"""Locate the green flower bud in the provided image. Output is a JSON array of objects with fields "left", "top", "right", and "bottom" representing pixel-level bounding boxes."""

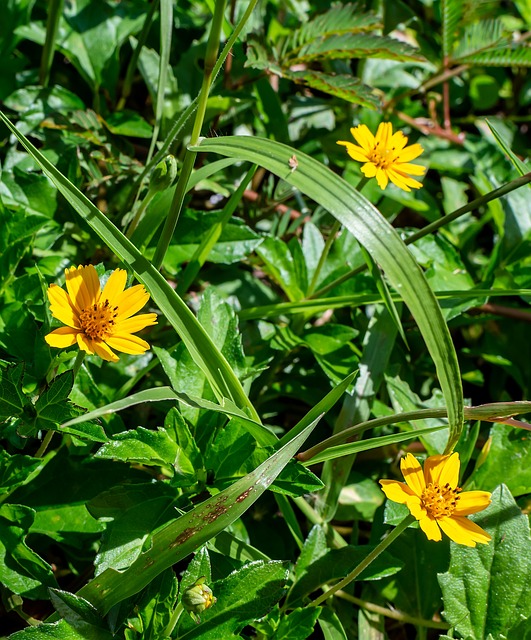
[
  {"left": 182, "top": 576, "right": 217, "bottom": 624},
  {"left": 149, "top": 155, "right": 178, "bottom": 192}
]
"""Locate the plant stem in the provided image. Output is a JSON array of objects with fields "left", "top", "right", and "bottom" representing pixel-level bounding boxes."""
[
  {"left": 39, "top": 0, "right": 64, "bottom": 87},
  {"left": 36, "top": 351, "right": 86, "bottom": 458},
  {"left": 152, "top": 0, "right": 228, "bottom": 271},
  {"left": 311, "top": 173, "right": 531, "bottom": 299},
  {"left": 309, "top": 515, "right": 415, "bottom": 607},
  {"left": 164, "top": 601, "right": 183, "bottom": 637}
]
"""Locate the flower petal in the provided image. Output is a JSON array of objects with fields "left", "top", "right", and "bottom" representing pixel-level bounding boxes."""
[
  {"left": 92, "top": 340, "right": 119, "bottom": 362},
  {"left": 336, "top": 141, "right": 370, "bottom": 163},
  {"left": 395, "top": 162, "right": 425, "bottom": 176},
  {"left": 418, "top": 515, "right": 443, "bottom": 542},
  {"left": 437, "top": 452, "right": 460, "bottom": 489},
  {"left": 105, "top": 333, "right": 150, "bottom": 354},
  {"left": 65, "top": 265, "right": 100, "bottom": 312},
  {"left": 361, "top": 162, "right": 377, "bottom": 178},
  {"left": 113, "top": 313, "right": 158, "bottom": 335},
  {"left": 47, "top": 284, "right": 80, "bottom": 328},
  {"left": 351, "top": 125, "right": 374, "bottom": 152},
  {"left": 101, "top": 268, "right": 128, "bottom": 303},
  {"left": 379, "top": 479, "right": 416, "bottom": 504},
  {"left": 45, "top": 327, "right": 79, "bottom": 348},
  {"left": 76, "top": 332, "right": 95, "bottom": 355},
  {"left": 396, "top": 143, "right": 424, "bottom": 162},
  {"left": 114, "top": 285, "right": 150, "bottom": 321},
  {"left": 423, "top": 454, "right": 449, "bottom": 486},
  {"left": 438, "top": 515, "right": 491, "bottom": 547},
  {"left": 400, "top": 453, "right": 425, "bottom": 496},
  {"left": 406, "top": 495, "right": 427, "bottom": 521},
  {"left": 375, "top": 167, "right": 389, "bottom": 190},
  {"left": 453, "top": 491, "right": 491, "bottom": 516}
]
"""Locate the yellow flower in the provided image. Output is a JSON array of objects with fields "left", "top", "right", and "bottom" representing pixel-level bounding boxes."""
[
  {"left": 379, "top": 452, "right": 492, "bottom": 547},
  {"left": 337, "top": 122, "right": 425, "bottom": 191},
  {"left": 45, "top": 265, "right": 157, "bottom": 363}
]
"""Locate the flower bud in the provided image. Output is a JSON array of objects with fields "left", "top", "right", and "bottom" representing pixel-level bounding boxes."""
[
  {"left": 181, "top": 576, "right": 217, "bottom": 623},
  {"left": 149, "top": 155, "right": 178, "bottom": 192}
]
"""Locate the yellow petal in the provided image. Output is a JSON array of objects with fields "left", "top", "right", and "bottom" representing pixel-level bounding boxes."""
[
  {"left": 387, "top": 169, "right": 413, "bottom": 192},
  {"left": 105, "top": 333, "right": 150, "bottom": 354},
  {"left": 65, "top": 265, "right": 100, "bottom": 312},
  {"left": 418, "top": 515, "right": 442, "bottom": 541},
  {"left": 400, "top": 453, "right": 425, "bottom": 496},
  {"left": 406, "top": 495, "right": 427, "bottom": 521},
  {"left": 113, "top": 313, "right": 158, "bottom": 335},
  {"left": 45, "top": 327, "right": 79, "bottom": 348},
  {"left": 361, "top": 162, "right": 377, "bottom": 178},
  {"left": 422, "top": 454, "right": 449, "bottom": 485},
  {"left": 438, "top": 515, "right": 491, "bottom": 547},
  {"left": 351, "top": 124, "right": 374, "bottom": 152},
  {"left": 76, "top": 332, "right": 95, "bottom": 355},
  {"left": 379, "top": 479, "right": 415, "bottom": 504},
  {"left": 437, "top": 452, "right": 460, "bottom": 489},
  {"left": 389, "top": 130, "right": 408, "bottom": 151},
  {"left": 114, "top": 285, "right": 150, "bottom": 321},
  {"left": 47, "top": 284, "right": 80, "bottom": 328},
  {"left": 396, "top": 143, "right": 424, "bottom": 162},
  {"left": 375, "top": 167, "right": 389, "bottom": 190},
  {"left": 101, "top": 268, "right": 128, "bottom": 303},
  {"left": 395, "top": 162, "right": 425, "bottom": 176},
  {"left": 453, "top": 491, "right": 491, "bottom": 516},
  {"left": 92, "top": 340, "right": 119, "bottom": 362},
  {"left": 337, "top": 141, "right": 370, "bottom": 163},
  {"left": 375, "top": 122, "right": 392, "bottom": 147}
]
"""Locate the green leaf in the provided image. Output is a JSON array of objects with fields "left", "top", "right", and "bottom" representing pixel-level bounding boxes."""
[
  {"left": 124, "top": 569, "right": 178, "bottom": 640},
  {"left": 76, "top": 418, "right": 320, "bottom": 613},
  {"left": 442, "top": 0, "right": 463, "bottom": 60},
  {"left": 7, "top": 619, "right": 99, "bottom": 639},
  {"left": 257, "top": 236, "right": 306, "bottom": 301},
  {"left": 177, "top": 560, "right": 289, "bottom": 638},
  {"left": 0, "top": 363, "right": 31, "bottom": 421},
  {"left": 439, "top": 485, "right": 531, "bottom": 639},
  {"left": 48, "top": 589, "right": 110, "bottom": 636},
  {"left": 272, "top": 607, "right": 322, "bottom": 640},
  {"left": 318, "top": 607, "right": 348, "bottom": 640},
  {"left": 467, "top": 423, "right": 531, "bottom": 496},
  {"left": 486, "top": 119, "right": 531, "bottom": 178},
  {"left": 290, "top": 33, "right": 425, "bottom": 65},
  {"left": 104, "top": 111, "right": 152, "bottom": 138},
  {"left": 0, "top": 504, "right": 57, "bottom": 599},
  {"left": 193, "top": 135, "right": 463, "bottom": 450},
  {"left": 0, "top": 449, "right": 46, "bottom": 499},
  {"left": 0, "top": 109, "right": 260, "bottom": 426}
]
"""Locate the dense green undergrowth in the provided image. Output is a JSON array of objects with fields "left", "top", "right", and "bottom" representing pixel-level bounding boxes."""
[{"left": 0, "top": 0, "right": 530, "bottom": 638}]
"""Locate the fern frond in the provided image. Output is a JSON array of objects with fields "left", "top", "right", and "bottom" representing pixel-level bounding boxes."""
[
  {"left": 458, "top": 44, "right": 531, "bottom": 67},
  {"left": 287, "top": 3, "right": 381, "bottom": 54},
  {"left": 442, "top": 0, "right": 464, "bottom": 60},
  {"left": 453, "top": 19, "right": 504, "bottom": 60},
  {"left": 289, "top": 33, "right": 425, "bottom": 64},
  {"left": 284, "top": 69, "right": 382, "bottom": 109}
]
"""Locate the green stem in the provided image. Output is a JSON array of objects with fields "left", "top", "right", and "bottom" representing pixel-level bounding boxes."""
[
  {"left": 152, "top": 0, "right": 227, "bottom": 271},
  {"left": 311, "top": 172, "right": 531, "bottom": 299},
  {"left": 309, "top": 515, "right": 415, "bottom": 607},
  {"left": 164, "top": 601, "right": 183, "bottom": 638},
  {"left": 126, "top": 188, "right": 156, "bottom": 238},
  {"left": 293, "top": 497, "right": 347, "bottom": 549},
  {"left": 39, "top": 0, "right": 64, "bottom": 87},
  {"left": 36, "top": 351, "right": 85, "bottom": 458}
]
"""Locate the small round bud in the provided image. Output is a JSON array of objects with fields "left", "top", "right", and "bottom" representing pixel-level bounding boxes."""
[
  {"left": 149, "top": 155, "right": 178, "bottom": 192},
  {"left": 181, "top": 576, "right": 217, "bottom": 624}
]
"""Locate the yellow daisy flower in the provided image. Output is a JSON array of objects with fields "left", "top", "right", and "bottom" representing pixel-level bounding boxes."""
[
  {"left": 45, "top": 265, "right": 157, "bottom": 363},
  {"left": 337, "top": 122, "right": 425, "bottom": 191},
  {"left": 380, "top": 452, "right": 492, "bottom": 547}
]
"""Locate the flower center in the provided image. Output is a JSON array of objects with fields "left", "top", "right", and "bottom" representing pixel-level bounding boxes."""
[
  {"left": 79, "top": 299, "right": 118, "bottom": 341},
  {"left": 368, "top": 142, "right": 397, "bottom": 169},
  {"left": 421, "top": 482, "right": 461, "bottom": 519}
]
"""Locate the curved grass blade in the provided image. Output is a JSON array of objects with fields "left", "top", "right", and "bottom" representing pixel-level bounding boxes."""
[
  {"left": 0, "top": 111, "right": 259, "bottom": 424},
  {"left": 74, "top": 418, "right": 320, "bottom": 614},
  {"left": 61, "top": 386, "right": 276, "bottom": 445},
  {"left": 193, "top": 135, "right": 464, "bottom": 450}
]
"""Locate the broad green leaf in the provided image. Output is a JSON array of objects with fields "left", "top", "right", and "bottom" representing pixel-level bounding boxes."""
[
  {"left": 0, "top": 449, "right": 46, "bottom": 498},
  {"left": 7, "top": 619, "right": 99, "bottom": 640},
  {"left": 0, "top": 504, "right": 57, "bottom": 599},
  {"left": 124, "top": 569, "right": 178, "bottom": 640},
  {"left": 180, "top": 546, "right": 212, "bottom": 594},
  {"left": 0, "top": 110, "right": 260, "bottom": 427},
  {"left": 76, "top": 419, "right": 320, "bottom": 613},
  {"left": 177, "top": 560, "right": 289, "bottom": 638},
  {"left": 49, "top": 589, "right": 110, "bottom": 636},
  {"left": 439, "top": 485, "right": 531, "bottom": 639},
  {"left": 318, "top": 607, "right": 348, "bottom": 640},
  {"left": 104, "top": 111, "right": 152, "bottom": 138},
  {"left": 0, "top": 363, "right": 31, "bottom": 421},
  {"left": 487, "top": 119, "right": 530, "bottom": 178},
  {"left": 193, "top": 135, "right": 464, "bottom": 450},
  {"left": 272, "top": 607, "right": 322, "bottom": 640},
  {"left": 467, "top": 423, "right": 531, "bottom": 496}
]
